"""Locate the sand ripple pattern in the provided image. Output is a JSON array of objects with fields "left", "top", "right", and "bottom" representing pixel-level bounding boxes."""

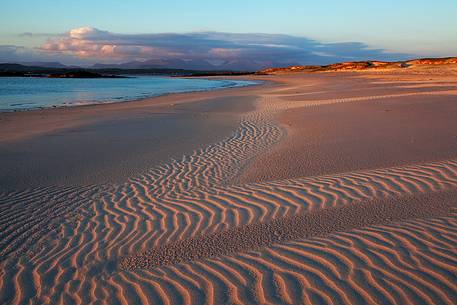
[
  {"left": 1, "top": 88, "right": 457, "bottom": 304},
  {"left": 1, "top": 158, "right": 456, "bottom": 304},
  {"left": 268, "top": 89, "right": 457, "bottom": 110},
  {"left": 131, "top": 213, "right": 455, "bottom": 305},
  {"left": 0, "top": 185, "right": 101, "bottom": 260},
  {"left": 130, "top": 98, "right": 283, "bottom": 198}
]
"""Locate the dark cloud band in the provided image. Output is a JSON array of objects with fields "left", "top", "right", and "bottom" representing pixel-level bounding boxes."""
[{"left": 1, "top": 27, "right": 412, "bottom": 69}]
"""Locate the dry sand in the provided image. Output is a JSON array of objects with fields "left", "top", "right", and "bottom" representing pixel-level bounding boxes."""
[
  {"left": 1, "top": 68, "right": 457, "bottom": 305},
  {"left": 239, "top": 72, "right": 457, "bottom": 183}
]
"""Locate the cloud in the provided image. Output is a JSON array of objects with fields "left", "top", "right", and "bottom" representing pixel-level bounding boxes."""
[
  {"left": 2, "top": 27, "right": 413, "bottom": 69},
  {"left": 19, "top": 32, "right": 56, "bottom": 38}
]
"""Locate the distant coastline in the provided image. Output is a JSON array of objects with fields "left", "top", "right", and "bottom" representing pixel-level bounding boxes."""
[{"left": 0, "top": 63, "right": 255, "bottom": 78}]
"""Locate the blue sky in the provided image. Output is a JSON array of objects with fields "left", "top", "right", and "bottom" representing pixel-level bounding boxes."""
[{"left": 0, "top": 0, "right": 456, "bottom": 68}]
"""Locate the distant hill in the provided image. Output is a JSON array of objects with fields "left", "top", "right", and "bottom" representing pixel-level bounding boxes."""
[
  {"left": 2, "top": 57, "right": 304, "bottom": 73},
  {"left": 91, "top": 59, "right": 218, "bottom": 71},
  {"left": 0, "top": 63, "right": 51, "bottom": 72},
  {"left": 18, "top": 62, "right": 74, "bottom": 69},
  {"left": 90, "top": 58, "right": 302, "bottom": 71},
  {"left": 257, "top": 57, "right": 457, "bottom": 74}
]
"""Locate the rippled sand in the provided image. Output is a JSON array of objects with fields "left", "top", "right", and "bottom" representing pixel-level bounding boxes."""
[{"left": 1, "top": 70, "right": 457, "bottom": 305}]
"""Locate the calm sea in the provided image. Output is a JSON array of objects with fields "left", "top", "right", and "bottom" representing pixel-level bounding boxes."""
[{"left": 0, "top": 76, "right": 258, "bottom": 111}]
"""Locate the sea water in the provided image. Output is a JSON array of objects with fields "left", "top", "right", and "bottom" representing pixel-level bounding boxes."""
[{"left": 0, "top": 76, "right": 258, "bottom": 111}]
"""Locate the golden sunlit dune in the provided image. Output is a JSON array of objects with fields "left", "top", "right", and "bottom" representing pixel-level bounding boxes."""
[{"left": 257, "top": 57, "right": 457, "bottom": 74}]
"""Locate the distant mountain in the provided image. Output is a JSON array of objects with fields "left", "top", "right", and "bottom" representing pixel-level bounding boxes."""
[
  {"left": 92, "top": 59, "right": 227, "bottom": 71},
  {"left": 217, "top": 59, "right": 302, "bottom": 71},
  {"left": 5, "top": 58, "right": 305, "bottom": 72},
  {"left": 18, "top": 61, "right": 78, "bottom": 69},
  {"left": 217, "top": 59, "right": 262, "bottom": 72},
  {"left": 90, "top": 58, "right": 304, "bottom": 71},
  {"left": 0, "top": 63, "right": 50, "bottom": 71}
]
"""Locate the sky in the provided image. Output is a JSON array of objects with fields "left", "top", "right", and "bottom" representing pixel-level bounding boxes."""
[{"left": 0, "top": 0, "right": 456, "bottom": 69}]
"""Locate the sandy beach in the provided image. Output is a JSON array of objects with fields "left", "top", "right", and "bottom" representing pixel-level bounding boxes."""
[{"left": 1, "top": 68, "right": 457, "bottom": 305}]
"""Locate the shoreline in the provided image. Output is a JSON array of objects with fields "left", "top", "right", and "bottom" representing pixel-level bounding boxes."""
[
  {"left": 0, "top": 76, "right": 275, "bottom": 143},
  {"left": 0, "top": 76, "right": 261, "bottom": 113},
  {"left": 0, "top": 76, "right": 278, "bottom": 189}
]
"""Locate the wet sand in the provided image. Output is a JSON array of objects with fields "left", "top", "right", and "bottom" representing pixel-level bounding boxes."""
[
  {"left": 0, "top": 95, "right": 256, "bottom": 189},
  {"left": 0, "top": 83, "right": 266, "bottom": 143},
  {"left": 1, "top": 69, "right": 457, "bottom": 305}
]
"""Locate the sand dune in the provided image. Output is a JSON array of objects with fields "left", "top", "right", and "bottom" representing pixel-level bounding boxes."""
[
  {"left": 257, "top": 57, "right": 457, "bottom": 74},
  {"left": 1, "top": 70, "right": 457, "bottom": 304}
]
